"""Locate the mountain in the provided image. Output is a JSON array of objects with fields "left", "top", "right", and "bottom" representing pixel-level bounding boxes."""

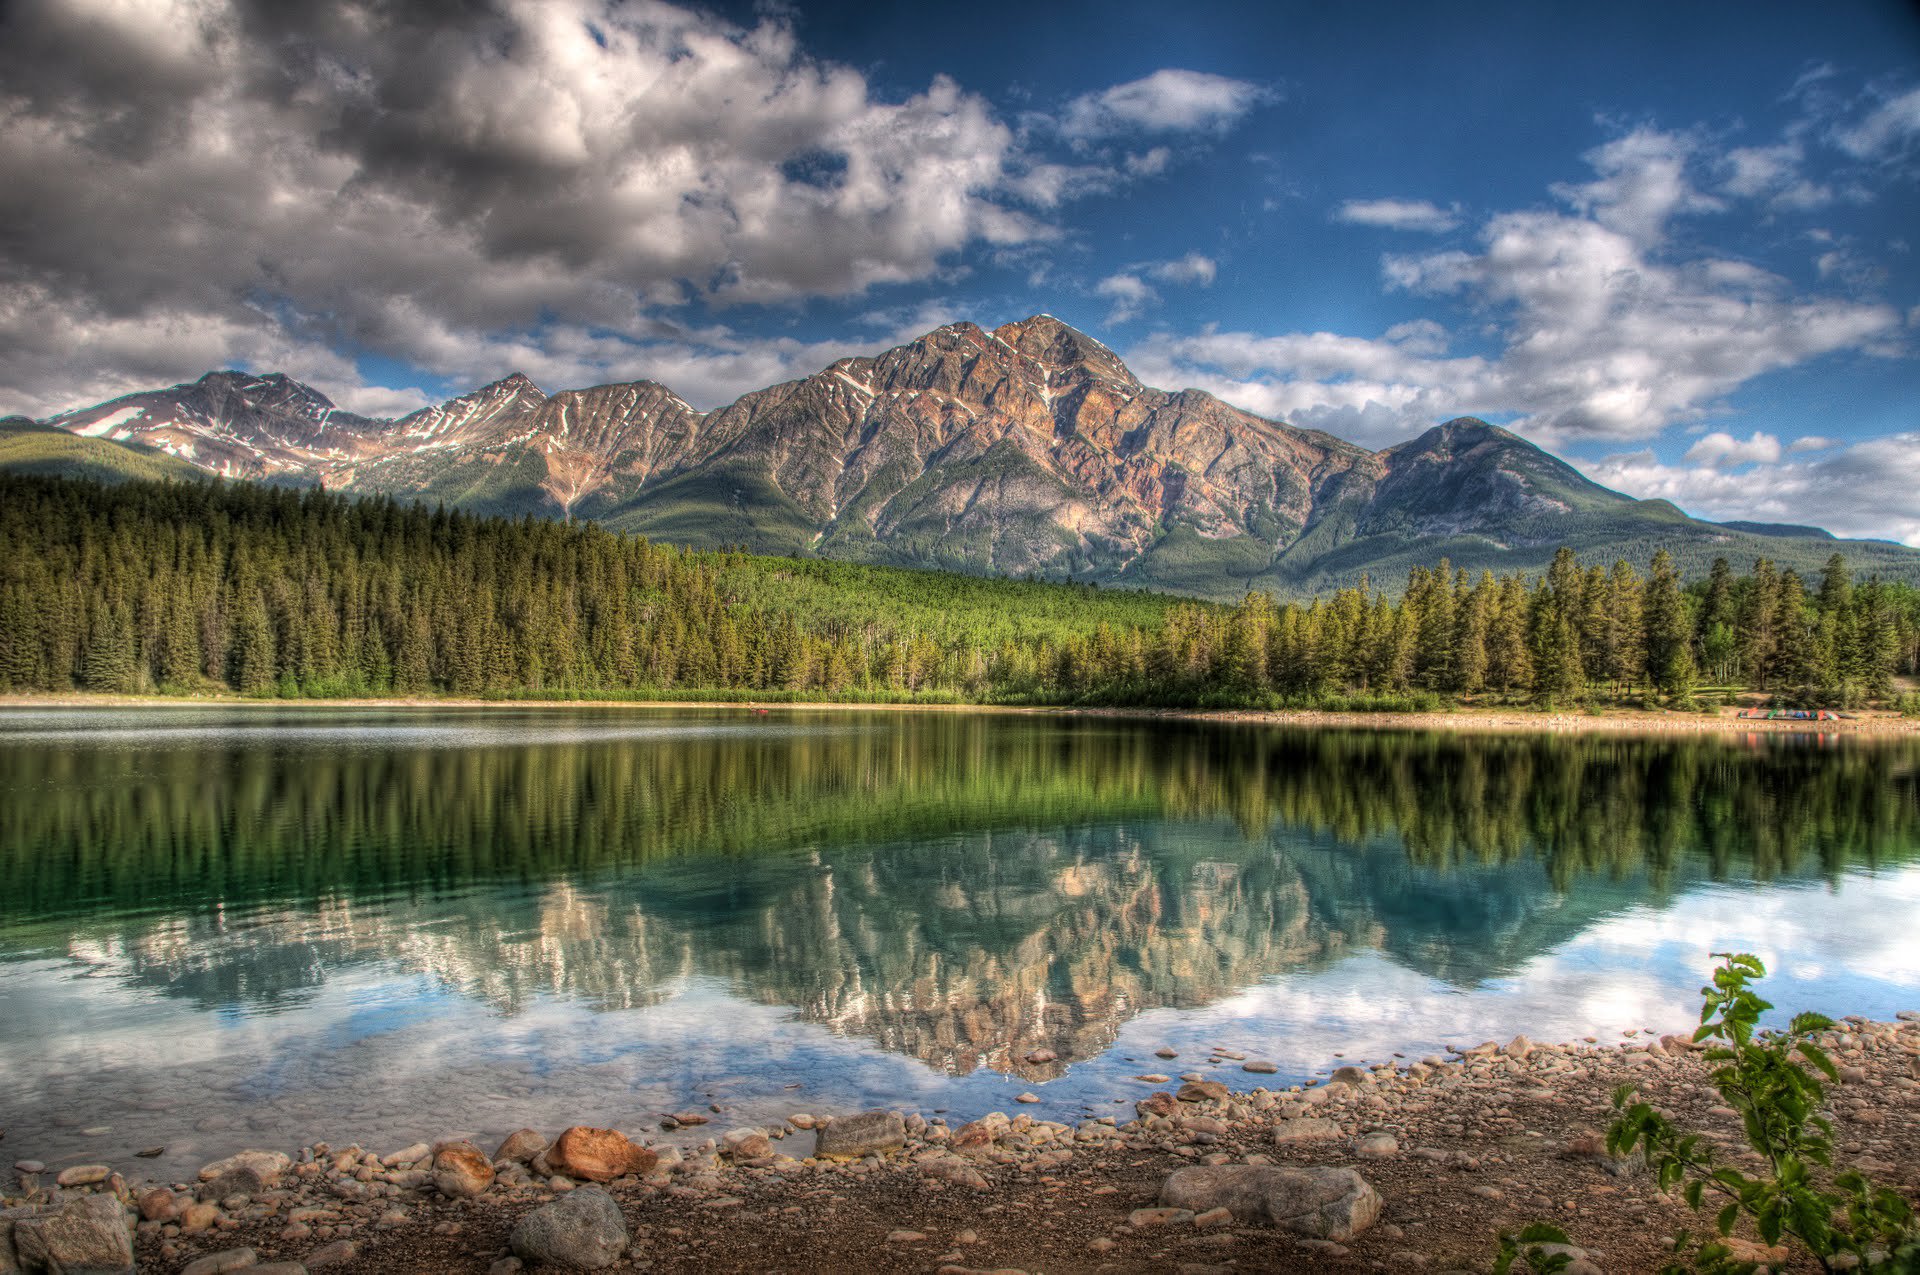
[
  {"left": 24, "top": 316, "right": 1920, "bottom": 598},
  {"left": 0, "top": 416, "right": 205, "bottom": 486}
]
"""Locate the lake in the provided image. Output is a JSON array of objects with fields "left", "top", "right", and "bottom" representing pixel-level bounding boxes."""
[{"left": 1, "top": 706, "right": 1916, "bottom": 1183}]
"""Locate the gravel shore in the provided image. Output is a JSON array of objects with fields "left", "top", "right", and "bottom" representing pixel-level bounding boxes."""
[{"left": 6, "top": 1017, "right": 1916, "bottom": 1274}]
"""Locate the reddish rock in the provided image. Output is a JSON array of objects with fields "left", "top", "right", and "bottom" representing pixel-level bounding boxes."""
[
  {"left": 432, "top": 1141, "right": 496, "bottom": 1198},
  {"left": 547, "top": 1127, "right": 657, "bottom": 1183}
]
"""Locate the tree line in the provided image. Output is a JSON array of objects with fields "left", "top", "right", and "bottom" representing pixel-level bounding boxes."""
[{"left": 2, "top": 472, "right": 1916, "bottom": 708}]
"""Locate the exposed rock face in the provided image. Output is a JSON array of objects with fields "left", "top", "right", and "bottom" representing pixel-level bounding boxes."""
[
  {"left": 8, "top": 1194, "right": 136, "bottom": 1274},
  {"left": 545, "top": 1128, "right": 656, "bottom": 1184},
  {"left": 813, "top": 1110, "right": 907, "bottom": 1160},
  {"left": 45, "top": 315, "right": 1800, "bottom": 600},
  {"left": 1159, "top": 1164, "right": 1382, "bottom": 1240},
  {"left": 510, "top": 1186, "right": 629, "bottom": 1271}
]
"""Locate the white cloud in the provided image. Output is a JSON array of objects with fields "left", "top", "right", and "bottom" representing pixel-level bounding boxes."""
[
  {"left": 1789, "top": 435, "right": 1837, "bottom": 452},
  {"left": 0, "top": 0, "right": 1054, "bottom": 415},
  {"left": 1835, "top": 85, "right": 1920, "bottom": 158},
  {"left": 1094, "top": 273, "right": 1155, "bottom": 325},
  {"left": 1131, "top": 124, "right": 1900, "bottom": 448},
  {"left": 1580, "top": 438, "right": 1920, "bottom": 546},
  {"left": 1682, "top": 430, "right": 1782, "bottom": 467},
  {"left": 1148, "top": 253, "right": 1218, "bottom": 286},
  {"left": 1334, "top": 198, "right": 1461, "bottom": 233},
  {"left": 1060, "top": 69, "right": 1271, "bottom": 138}
]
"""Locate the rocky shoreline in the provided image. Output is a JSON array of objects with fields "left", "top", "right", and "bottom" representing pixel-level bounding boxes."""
[
  {"left": 4, "top": 1016, "right": 1916, "bottom": 1274},
  {"left": 7, "top": 693, "right": 1920, "bottom": 738}
]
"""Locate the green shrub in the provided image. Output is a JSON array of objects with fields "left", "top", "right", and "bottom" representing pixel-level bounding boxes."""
[{"left": 1498, "top": 953, "right": 1919, "bottom": 1274}]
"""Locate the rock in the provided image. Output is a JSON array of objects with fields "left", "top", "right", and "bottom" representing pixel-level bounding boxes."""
[
  {"left": 721, "top": 1129, "right": 773, "bottom": 1160},
  {"left": 198, "top": 1150, "right": 291, "bottom": 1187},
  {"left": 920, "top": 1158, "right": 990, "bottom": 1191},
  {"left": 54, "top": 1164, "right": 112, "bottom": 1188},
  {"left": 304, "top": 1239, "right": 357, "bottom": 1268},
  {"left": 814, "top": 1110, "right": 906, "bottom": 1160},
  {"left": 1160, "top": 1165, "right": 1382, "bottom": 1240},
  {"left": 1502, "top": 1035, "right": 1533, "bottom": 1060},
  {"left": 787, "top": 1114, "right": 817, "bottom": 1130},
  {"left": 493, "top": 1129, "right": 547, "bottom": 1164},
  {"left": 1014, "top": 1092, "right": 1040, "bottom": 1104},
  {"left": 510, "top": 1184, "right": 630, "bottom": 1271},
  {"left": 11, "top": 1194, "right": 136, "bottom": 1275},
  {"left": 1355, "top": 1132, "right": 1399, "bottom": 1158},
  {"left": 198, "top": 1167, "right": 266, "bottom": 1202},
  {"left": 180, "top": 1247, "right": 258, "bottom": 1275},
  {"left": 1271, "top": 1118, "right": 1342, "bottom": 1144},
  {"left": 1136, "top": 1092, "right": 1181, "bottom": 1119},
  {"left": 179, "top": 1201, "right": 222, "bottom": 1233},
  {"left": 489, "top": 1260, "right": 525, "bottom": 1275},
  {"left": 384, "top": 1142, "right": 431, "bottom": 1166},
  {"left": 1176, "top": 1081, "right": 1229, "bottom": 1103},
  {"left": 1243, "top": 1061, "right": 1278, "bottom": 1074},
  {"left": 1327, "top": 1066, "right": 1372, "bottom": 1087},
  {"left": 547, "top": 1127, "right": 656, "bottom": 1184},
  {"left": 1128, "top": 1207, "right": 1195, "bottom": 1228},
  {"left": 1193, "top": 1207, "right": 1233, "bottom": 1229},
  {"left": 1025, "top": 1049, "right": 1057, "bottom": 1064},
  {"left": 431, "top": 1142, "right": 495, "bottom": 1198},
  {"left": 887, "top": 1230, "right": 927, "bottom": 1243},
  {"left": 249, "top": 1266, "right": 309, "bottom": 1275},
  {"left": 137, "top": 1189, "right": 180, "bottom": 1223}
]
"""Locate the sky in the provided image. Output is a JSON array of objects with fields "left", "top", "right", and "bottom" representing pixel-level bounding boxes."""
[{"left": 3, "top": 0, "right": 1919, "bottom": 539}]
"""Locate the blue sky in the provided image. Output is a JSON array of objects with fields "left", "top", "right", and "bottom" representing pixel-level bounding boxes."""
[{"left": 4, "top": 0, "right": 1918, "bottom": 537}]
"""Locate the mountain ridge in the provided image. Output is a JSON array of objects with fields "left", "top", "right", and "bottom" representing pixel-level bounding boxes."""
[{"left": 27, "top": 315, "right": 1920, "bottom": 599}]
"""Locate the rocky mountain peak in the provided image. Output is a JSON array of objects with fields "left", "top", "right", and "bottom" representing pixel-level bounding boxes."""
[{"left": 992, "top": 314, "right": 1138, "bottom": 388}]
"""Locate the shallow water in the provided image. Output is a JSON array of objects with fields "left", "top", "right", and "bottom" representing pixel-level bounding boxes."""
[{"left": 1, "top": 706, "right": 1916, "bottom": 1181}]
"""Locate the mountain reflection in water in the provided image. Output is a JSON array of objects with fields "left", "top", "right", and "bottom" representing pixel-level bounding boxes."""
[{"left": 0, "top": 707, "right": 1916, "bottom": 1180}]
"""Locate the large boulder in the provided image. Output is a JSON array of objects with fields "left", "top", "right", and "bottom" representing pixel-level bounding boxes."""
[
  {"left": 1160, "top": 1165, "right": 1382, "bottom": 1241},
  {"left": 547, "top": 1128, "right": 656, "bottom": 1184},
  {"left": 432, "top": 1141, "right": 496, "bottom": 1198},
  {"left": 813, "top": 1110, "right": 906, "bottom": 1160},
  {"left": 10, "top": 1194, "right": 136, "bottom": 1274},
  {"left": 510, "top": 1185, "right": 629, "bottom": 1270}
]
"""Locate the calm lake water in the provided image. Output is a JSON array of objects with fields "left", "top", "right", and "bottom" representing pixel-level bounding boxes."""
[{"left": 1, "top": 706, "right": 1916, "bottom": 1181}]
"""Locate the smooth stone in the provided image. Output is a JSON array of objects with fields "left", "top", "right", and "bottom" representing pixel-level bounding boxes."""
[
  {"left": 1271, "top": 1118, "right": 1342, "bottom": 1144},
  {"left": 303, "top": 1239, "right": 357, "bottom": 1268},
  {"left": 1327, "top": 1066, "right": 1372, "bottom": 1087},
  {"left": 12, "top": 1161, "right": 45, "bottom": 1175},
  {"left": 1356, "top": 1132, "right": 1400, "bottom": 1158},
  {"left": 1243, "top": 1061, "right": 1279, "bottom": 1074},
  {"left": 54, "top": 1165, "right": 112, "bottom": 1188},
  {"left": 1024, "top": 1049, "right": 1057, "bottom": 1064},
  {"left": 547, "top": 1128, "right": 656, "bottom": 1184},
  {"left": 814, "top": 1110, "right": 906, "bottom": 1161},
  {"left": 431, "top": 1142, "right": 495, "bottom": 1198},
  {"left": 1176, "top": 1081, "right": 1229, "bottom": 1103},
  {"left": 180, "top": 1247, "right": 258, "bottom": 1275},
  {"left": 510, "top": 1184, "right": 630, "bottom": 1271},
  {"left": 1015, "top": 1093, "right": 1040, "bottom": 1104},
  {"left": 493, "top": 1130, "right": 547, "bottom": 1164},
  {"left": 198, "top": 1152, "right": 290, "bottom": 1188},
  {"left": 1161, "top": 1164, "right": 1383, "bottom": 1241}
]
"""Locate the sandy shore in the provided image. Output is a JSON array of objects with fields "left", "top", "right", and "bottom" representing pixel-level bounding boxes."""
[
  {"left": 4, "top": 692, "right": 1917, "bottom": 737},
  {"left": 5, "top": 1019, "right": 1915, "bottom": 1274}
]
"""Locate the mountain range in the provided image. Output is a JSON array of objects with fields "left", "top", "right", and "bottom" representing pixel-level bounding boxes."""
[{"left": 10, "top": 314, "right": 1916, "bottom": 599}]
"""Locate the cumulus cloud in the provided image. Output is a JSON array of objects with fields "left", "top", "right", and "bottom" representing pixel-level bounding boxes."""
[
  {"left": 1094, "top": 273, "right": 1155, "bottom": 324},
  {"left": 1060, "top": 69, "right": 1271, "bottom": 138},
  {"left": 0, "top": 0, "right": 1062, "bottom": 415},
  {"left": 1129, "top": 124, "right": 1900, "bottom": 448},
  {"left": 1093, "top": 253, "right": 1219, "bottom": 324},
  {"left": 1682, "top": 430, "right": 1783, "bottom": 467},
  {"left": 1581, "top": 438, "right": 1920, "bottom": 547},
  {"left": 1334, "top": 199, "right": 1461, "bottom": 233}
]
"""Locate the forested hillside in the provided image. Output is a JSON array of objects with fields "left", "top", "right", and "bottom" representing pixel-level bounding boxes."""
[{"left": 2, "top": 472, "right": 1916, "bottom": 708}]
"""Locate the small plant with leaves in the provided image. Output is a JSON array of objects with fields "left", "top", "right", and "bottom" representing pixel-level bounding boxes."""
[{"left": 1601, "top": 952, "right": 1917, "bottom": 1273}]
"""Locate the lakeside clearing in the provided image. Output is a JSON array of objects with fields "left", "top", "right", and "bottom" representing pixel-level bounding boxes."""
[
  {"left": 5, "top": 1018, "right": 1914, "bottom": 1274},
  {"left": 7, "top": 691, "right": 1920, "bottom": 737}
]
